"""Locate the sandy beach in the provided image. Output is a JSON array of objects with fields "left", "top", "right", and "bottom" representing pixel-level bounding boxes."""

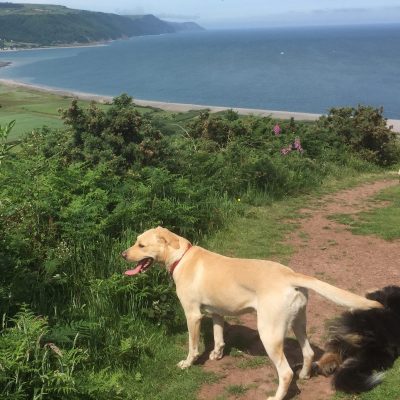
[
  {"left": 1, "top": 78, "right": 399, "bottom": 131},
  {"left": 0, "top": 41, "right": 110, "bottom": 54}
]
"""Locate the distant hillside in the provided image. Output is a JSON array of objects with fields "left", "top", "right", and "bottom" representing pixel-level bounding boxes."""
[
  {"left": 125, "top": 14, "right": 175, "bottom": 35},
  {"left": 167, "top": 21, "right": 205, "bottom": 32},
  {"left": 0, "top": 2, "right": 204, "bottom": 48},
  {"left": 126, "top": 15, "right": 204, "bottom": 34}
]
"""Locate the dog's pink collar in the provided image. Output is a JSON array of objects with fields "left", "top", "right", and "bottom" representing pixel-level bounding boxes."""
[{"left": 169, "top": 244, "right": 192, "bottom": 276}]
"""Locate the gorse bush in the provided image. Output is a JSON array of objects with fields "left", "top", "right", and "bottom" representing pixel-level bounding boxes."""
[
  {"left": 58, "top": 96, "right": 164, "bottom": 171},
  {"left": 317, "top": 105, "right": 400, "bottom": 166},
  {"left": 0, "top": 96, "right": 399, "bottom": 398}
]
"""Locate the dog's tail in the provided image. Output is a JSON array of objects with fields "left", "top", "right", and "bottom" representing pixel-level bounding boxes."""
[
  {"left": 333, "top": 358, "right": 385, "bottom": 393},
  {"left": 290, "top": 273, "right": 382, "bottom": 310}
]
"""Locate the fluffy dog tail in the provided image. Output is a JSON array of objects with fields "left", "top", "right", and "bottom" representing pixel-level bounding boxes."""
[
  {"left": 333, "top": 359, "right": 385, "bottom": 393},
  {"left": 290, "top": 273, "right": 382, "bottom": 310}
]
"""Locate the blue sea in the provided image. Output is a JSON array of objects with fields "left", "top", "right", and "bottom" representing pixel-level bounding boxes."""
[{"left": 1, "top": 24, "right": 400, "bottom": 117}]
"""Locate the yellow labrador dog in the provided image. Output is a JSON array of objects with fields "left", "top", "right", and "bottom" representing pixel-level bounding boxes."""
[{"left": 122, "top": 227, "right": 382, "bottom": 400}]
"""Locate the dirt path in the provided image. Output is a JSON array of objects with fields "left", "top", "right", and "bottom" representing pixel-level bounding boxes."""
[{"left": 198, "top": 178, "right": 400, "bottom": 400}]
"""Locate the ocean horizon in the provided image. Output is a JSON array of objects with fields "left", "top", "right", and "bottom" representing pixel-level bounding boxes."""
[{"left": 1, "top": 24, "right": 400, "bottom": 118}]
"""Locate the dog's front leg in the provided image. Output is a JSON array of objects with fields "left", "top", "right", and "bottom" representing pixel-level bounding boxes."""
[
  {"left": 177, "top": 309, "right": 202, "bottom": 369},
  {"left": 209, "top": 313, "right": 225, "bottom": 360}
]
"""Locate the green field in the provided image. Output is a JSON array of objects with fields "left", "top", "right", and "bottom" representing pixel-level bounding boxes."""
[{"left": 0, "top": 84, "right": 72, "bottom": 140}]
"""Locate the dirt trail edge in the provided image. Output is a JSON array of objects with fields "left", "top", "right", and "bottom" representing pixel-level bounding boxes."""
[{"left": 198, "top": 179, "right": 399, "bottom": 400}]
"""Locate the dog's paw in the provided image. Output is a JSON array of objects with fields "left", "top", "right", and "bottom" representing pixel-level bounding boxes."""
[
  {"left": 209, "top": 349, "right": 224, "bottom": 361},
  {"left": 313, "top": 353, "right": 340, "bottom": 377},
  {"left": 177, "top": 359, "right": 192, "bottom": 369}
]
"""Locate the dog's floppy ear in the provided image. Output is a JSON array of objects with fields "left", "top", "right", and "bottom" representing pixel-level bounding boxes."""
[{"left": 155, "top": 226, "right": 180, "bottom": 249}]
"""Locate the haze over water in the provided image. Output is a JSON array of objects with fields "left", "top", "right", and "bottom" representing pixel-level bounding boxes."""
[{"left": 1, "top": 24, "right": 400, "bottom": 117}]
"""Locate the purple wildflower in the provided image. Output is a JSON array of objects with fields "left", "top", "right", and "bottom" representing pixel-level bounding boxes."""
[
  {"left": 293, "top": 137, "right": 303, "bottom": 153},
  {"left": 273, "top": 124, "right": 281, "bottom": 136},
  {"left": 281, "top": 137, "right": 304, "bottom": 156}
]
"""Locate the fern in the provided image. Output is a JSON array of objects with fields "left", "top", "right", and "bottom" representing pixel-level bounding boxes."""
[{"left": 0, "top": 306, "right": 88, "bottom": 399}]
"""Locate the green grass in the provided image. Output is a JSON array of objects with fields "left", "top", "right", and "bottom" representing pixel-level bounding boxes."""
[
  {"left": 328, "top": 184, "right": 400, "bottom": 241},
  {"left": 203, "top": 198, "right": 306, "bottom": 264},
  {"left": 237, "top": 356, "right": 270, "bottom": 369},
  {"left": 0, "top": 85, "right": 76, "bottom": 139},
  {"left": 225, "top": 384, "right": 249, "bottom": 396},
  {"left": 127, "top": 333, "right": 218, "bottom": 400}
]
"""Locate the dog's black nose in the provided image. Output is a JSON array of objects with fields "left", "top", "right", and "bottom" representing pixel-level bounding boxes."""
[{"left": 121, "top": 251, "right": 127, "bottom": 259}]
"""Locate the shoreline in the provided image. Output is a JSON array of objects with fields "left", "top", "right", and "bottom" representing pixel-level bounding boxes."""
[
  {"left": 1, "top": 78, "right": 399, "bottom": 131},
  {"left": 0, "top": 41, "right": 110, "bottom": 53}
]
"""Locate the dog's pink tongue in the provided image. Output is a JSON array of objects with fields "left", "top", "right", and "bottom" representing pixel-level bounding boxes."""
[{"left": 124, "top": 265, "right": 142, "bottom": 276}]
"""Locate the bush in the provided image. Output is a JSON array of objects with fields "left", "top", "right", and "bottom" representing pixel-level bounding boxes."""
[{"left": 317, "top": 105, "right": 400, "bottom": 166}]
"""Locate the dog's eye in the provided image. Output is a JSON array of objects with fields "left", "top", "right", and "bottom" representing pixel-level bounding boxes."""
[{"left": 138, "top": 243, "right": 145, "bottom": 248}]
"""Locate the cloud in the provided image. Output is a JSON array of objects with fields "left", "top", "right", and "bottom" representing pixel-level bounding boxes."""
[
  {"left": 155, "top": 13, "right": 200, "bottom": 21},
  {"left": 312, "top": 8, "right": 369, "bottom": 14},
  {"left": 203, "top": 5, "right": 400, "bottom": 29},
  {"left": 115, "top": 7, "right": 146, "bottom": 15}
]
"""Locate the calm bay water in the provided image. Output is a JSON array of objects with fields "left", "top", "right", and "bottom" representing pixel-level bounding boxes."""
[{"left": 1, "top": 25, "right": 400, "bottom": 117}]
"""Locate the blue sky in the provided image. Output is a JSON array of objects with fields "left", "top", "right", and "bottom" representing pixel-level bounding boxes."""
[{"left": 14, "top": 0, "right": 400, "bottom": 27}]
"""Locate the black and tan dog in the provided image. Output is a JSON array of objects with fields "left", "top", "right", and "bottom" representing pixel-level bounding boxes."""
[{"left": 315, "top": 285, "right": 400, "bottom": 393}]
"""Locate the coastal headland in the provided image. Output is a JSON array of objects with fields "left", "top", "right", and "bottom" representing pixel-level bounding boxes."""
[
  {"left": 1, "top": 78, "right": 399, "bottom": 132},
  {"left": 0, "top": 4, "right": 204, "bottom": 50}
]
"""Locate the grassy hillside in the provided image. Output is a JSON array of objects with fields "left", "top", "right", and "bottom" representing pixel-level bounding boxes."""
[{"left": 0, "top": 3, "right": 204, "bottom": 48}]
